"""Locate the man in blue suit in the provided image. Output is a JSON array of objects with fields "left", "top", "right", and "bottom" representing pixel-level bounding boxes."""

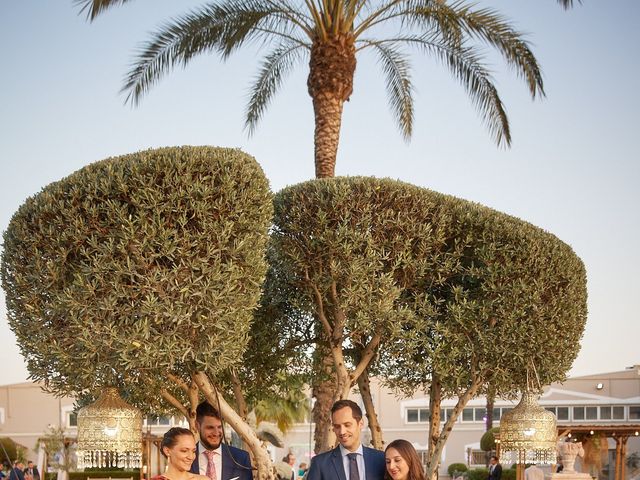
[
  {"left": 307, "top": 400, "right": 385, "bottom": 480},
  {"left": 190, "top": 401, "right": 253, "bottom": 480}
]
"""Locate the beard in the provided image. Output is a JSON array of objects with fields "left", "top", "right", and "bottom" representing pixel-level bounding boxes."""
[{"left": 199, "top": 434, "right": 221, "bottom": 450}]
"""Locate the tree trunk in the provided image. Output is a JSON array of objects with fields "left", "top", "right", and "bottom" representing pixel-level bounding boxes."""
[
  {"left": 312, "top": 350, "right": 338, "bottom": 453},
  {"left": 357, "top": 367, "right": 383, "bottom": 450},
  {"left": 307, "top": 34, "right": 356, "bottom": 179},
  {"left": 193, "top": 371, "right": 274, "bottom": 480},
  {"left": 425, "top": 377, "right": 482, "bottom": 480},
  {"left": 427, "top": 380, "right": 442, "bottom": 480},
  {"left": 485, "top": 390, "right": 495, "bottom": 467},
  {"left": 311, "top": 92, "right": 344, "bottom": 178}
]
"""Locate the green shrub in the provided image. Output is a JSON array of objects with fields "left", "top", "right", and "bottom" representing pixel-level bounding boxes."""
[
  {"left": 502, "top": 469, "right": 516, "bottom": 480},
  {"left": 448, "top": 463, "right": 469, "bottom": 476},
  {"left": 481, "top": 428, "right": 500, "bottom": 452},
  {"left": 467, "top": 468, "right": 489, "bottom": 480}
]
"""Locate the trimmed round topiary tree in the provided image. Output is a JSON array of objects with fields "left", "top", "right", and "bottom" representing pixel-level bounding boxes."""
[
  {"left": 481, "top": 428, "right": 500, "bottom": 452},
  {"left": 1, "top": 146, "right": 274, "bottom": 479},
  {"left": 448, "top": 463, "right": 469, "bottom": 477}
]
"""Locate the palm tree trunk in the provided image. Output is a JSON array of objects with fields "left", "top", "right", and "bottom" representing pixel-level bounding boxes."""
[
  {"left": 307, "top": 34, "right": 356, "bottom": 179},
  {"left": 312, "top": 92, "right": 345, "bottom": 178}
]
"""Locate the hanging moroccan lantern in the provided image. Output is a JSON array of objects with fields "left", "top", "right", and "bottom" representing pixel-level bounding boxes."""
[
  {"left": 76, "top": 388, "right": 143, "bottom": 469},
  {"left": 500, "top": 391, "right": 557, "bottom": 465}
]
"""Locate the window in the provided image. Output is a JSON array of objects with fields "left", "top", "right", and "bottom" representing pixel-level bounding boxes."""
[
  {"left": 468, "top": 449, "right": 487, "bottom": 466},
  {"left": 573, "top": 407, "right": 585, "bottom": 420},
  {"left": 601, "top": 406, "right": 612, "bottom": 420},
  {"left": 475, "top": 408, "right": 487, "bottom": 422},
  {"left": 145, "top": 415, "right": 171, "bottom": 426},
  {"left": 68, "top": 412, "right": 78, "bottom": 427},
  {"left": 546, "top": 406, "right": 568, "bottom": 421},
  {"left": 462, "top": 408, "right": 474, "bottom": 422},
  {"left": 407, "top": 408, "right": 429, "bottom": 423},
  {"left": 407, "top": 409, "right": 419, "bottom": 423},
  {"left": 613, "top": 406, "right": 625, "bottom": 419},
  {"left": 61, "top": 405, "right": 77, "bottom": 428},
  {"left": 445, "top": 408, "right": 454, "bottom": 422},
  {"left": 629, "top": 406, "right": 640, "bottom": 420},
  {"left": 417, "top": 450, "right": 428, "bottom": 469},
  {"left": 493, "top": 408, "right": 501, "bottom": 421},
  {"left": 586, "top": 407, "right": 598, "bottom": 420}
]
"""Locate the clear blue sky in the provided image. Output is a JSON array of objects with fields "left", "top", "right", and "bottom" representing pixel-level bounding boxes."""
[{"left": 1, "top": 1, "right": 638, "bottom": 385}]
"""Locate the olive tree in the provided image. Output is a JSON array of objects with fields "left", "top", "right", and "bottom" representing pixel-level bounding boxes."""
[
  {"left": 380, "top": 197, "right": 587, "bottom": 477},
  {"left": 1, "top": 146, "right": 275, "bottom": 480},
  {"left": 271, "top": 176, "right": 461, "bottom": 448}
]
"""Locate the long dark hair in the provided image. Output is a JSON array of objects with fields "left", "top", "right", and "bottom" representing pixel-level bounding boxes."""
[
  {"left": 161, "top": 427, "right": 194, "bottom": 457},
  {"left": 384, "top": 439, "right": 426, "bottom": 480}
]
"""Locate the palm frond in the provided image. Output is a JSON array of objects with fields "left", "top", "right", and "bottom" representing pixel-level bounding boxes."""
[
  {"left": 557, "top": 0, "right": 581, "bottom": 9},
  {"left": 387, "top": 33, "right": 510, "bottom": 147},
  {"left": 406, "top": 1, "right": 545, "bottom": 99},
  {"left": 245, "top": 40, "right": 309, "bottom": 135},
  {"left": 360, "top": 40, "right": 413, "bottom": 140},
  {"left": 73, "top": 0, "right": 135, "bottom": 22},
  {"left": 120, "top": 1, "right": 304, "bottom": 105}
]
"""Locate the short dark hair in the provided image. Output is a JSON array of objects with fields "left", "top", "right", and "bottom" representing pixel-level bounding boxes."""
[
  {"left": 491, "top": 456, "right": 499, "bottom": 462},
  {"left": 196, "top": 401, "right": 222, "bottom": 424},
  {"left": 384, "top": 439, "right": 426, "bottom": 480},
  {"left": 331, "top": 399, "right": 362, "bottom": 422},
  {"left": 160, "top": 427, "right": 194, "bottom": 456}
]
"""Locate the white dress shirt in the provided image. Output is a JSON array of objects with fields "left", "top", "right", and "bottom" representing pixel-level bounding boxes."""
[
  {"left": 339, "top": 445, "right": 365, "bottom": 480},
  {"left": 198, "top": 443, "right": 223, "bottom": 480}
]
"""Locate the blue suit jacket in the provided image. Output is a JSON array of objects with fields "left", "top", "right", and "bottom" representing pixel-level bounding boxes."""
[
  {"left": 191, "top": 443, "right": 254, "bottom": 480},
  {"left": 306, "top": 446, "right": 385, "bottom": 480}
]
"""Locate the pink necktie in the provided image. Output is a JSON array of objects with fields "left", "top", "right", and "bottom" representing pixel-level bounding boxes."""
[{"left": 205, "top": 450, "right": 217, "bottom": 480}]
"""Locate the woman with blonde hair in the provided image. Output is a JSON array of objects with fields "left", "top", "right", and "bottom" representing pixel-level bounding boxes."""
[{"left": 384, "top": 439, "right": 426, "bottom": 480}]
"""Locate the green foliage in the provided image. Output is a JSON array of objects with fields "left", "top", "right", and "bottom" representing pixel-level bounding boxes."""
[
  {"left": 1, "top": 146, "right": 273, "bottom": 397},
  {"left": 40, "top": 426, "right": 74, "bottom": 473},
  {"left": 468, "top": 468, "right": 516, "bottom": 480},
  {"left": 272, "top": 177, "right": 455, "bottom": 374},
  {"left": 448, "top": 463, "right": 469, "bottom": 476},
  {"left": 480, "top": 428, "right": 500, "bottom": 452},
  {"left": 0, "top": 437, "right": 26, "bottom": 463},
  {"left": 467, "top": 469, "right": 488, "bottom": 480},
  {"left": 503, "top": 469, "right": 516, "bottom": 480},
  {"left": 75, "top": 0, "right": 557, "bottom": 177},
  {"left": 381, "top": 188, "right": 588, "bottom": 399}
]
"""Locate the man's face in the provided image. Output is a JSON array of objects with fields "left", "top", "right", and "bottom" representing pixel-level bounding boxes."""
[
  {"left": 198, "top": 415, "right": 223, "bottom": 450},
  {"left": 331, "top": 406, "right": 363, "bottom": 452},
  {"left": 490, "top": 458, "right": 497, "bottom": 466}
]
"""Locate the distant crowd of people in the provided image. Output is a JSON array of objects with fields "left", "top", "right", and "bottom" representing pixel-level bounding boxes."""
[
  {"left": 1, "top": 461, "right": 40, "bottom": 480},
  {"left": 152, "top": 399, "right": 428, "bottom": 480}
]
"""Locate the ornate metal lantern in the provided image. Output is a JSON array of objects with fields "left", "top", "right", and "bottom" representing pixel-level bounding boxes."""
[
  {"left": 500, "top": 391, "right": 557, "bottom": 465},
  {"left": 76, "top": 388, "right": 143, "bottom": 469}
]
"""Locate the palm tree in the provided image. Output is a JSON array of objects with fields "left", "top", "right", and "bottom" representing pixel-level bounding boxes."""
[{"left": 75, "top": 0, "right": 567, "bottom": 178}]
